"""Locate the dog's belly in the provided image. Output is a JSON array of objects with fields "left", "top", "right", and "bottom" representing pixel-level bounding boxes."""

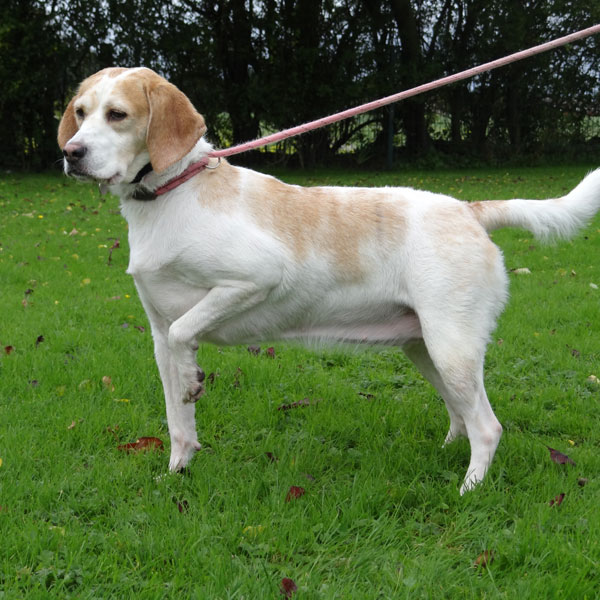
[
  {"left": 280, "top": 312, "right": 422, "bottom": 346},
  {"left": 202, "top": 297, "right": 423, "bottom": 347}
]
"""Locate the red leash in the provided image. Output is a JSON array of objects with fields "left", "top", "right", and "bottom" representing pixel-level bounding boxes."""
[
  {"left": 141, "top": 24, "right": 599, "bottom": 197},
  {"left": 209, "top": 24, "right": 600, "bottom": 159}
]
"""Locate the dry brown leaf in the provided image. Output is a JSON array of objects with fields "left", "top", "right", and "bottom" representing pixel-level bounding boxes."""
[
  {"left": 280, "top": 578, "right": 298, "bottom": 597},
  {"left": 285, "top": 486, "right": 305, "bottom": 502},
  {"left": 547, "top": 447, "right": 576, "bottom": 466},
  {"left": 117, "top": 436, "right": 164, "bottom": 453},
  {"left": 474, "top": 550, "right": 494, "bottom": 569}
]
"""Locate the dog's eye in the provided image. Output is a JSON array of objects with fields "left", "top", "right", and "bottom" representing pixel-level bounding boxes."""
[
  {"left": 75, "top": 108, "right": 85, "bottom": 119},
  {"left": 107, "top": 110, "right": 127, "bottom": 122}
]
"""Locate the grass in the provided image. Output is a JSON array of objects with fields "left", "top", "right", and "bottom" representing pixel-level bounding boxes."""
[{"left": 0, "top": 165, "right": 599, "bottom": 598}]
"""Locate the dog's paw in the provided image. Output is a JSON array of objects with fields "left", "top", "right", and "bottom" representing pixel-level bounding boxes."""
[
  {"left": 169, "top": 437, "right": 202, "bottom": 472},
  {"left": 178, "top": 364, "right": 206, "bottom": 403},
  {"left": 186, "top": 366, "right": 206, "bottom": 403}
]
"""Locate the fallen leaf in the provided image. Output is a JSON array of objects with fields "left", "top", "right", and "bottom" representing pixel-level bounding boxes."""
[
  {"left": 280, "top": 578, "right": 298, "bottom": 597},
  {"left": 474, "top": 550, "right": 494, "bottom": 569},
  {"left": 4, "top": 346, "right": 14, "bottom": 355},
  {"left": 547, "top": 447, "right": 576, "bottom": 466},
  {"left": 285, "top": 486, "right": 305, "bottom": 502},
  {"left": 265, "top": 452, "right": 278, "bottom": 463},
  {"left": 35, "top": 334, "right": 44, "bottom": 347},
  {"left": 233, "top": 367, "right": 243, "bottom": 388},
  {"left": 67, "top": 420, "right": 77, "bottom": 430},
  {"left": 278, "top": 398, "right": 318, "bottom": 411},
  {"left": 242, "top": 525, "right": 265, "bottom": 538},
  {"left": 511, "top": 267, "right": 531, "bottom": 275},
  {"left": 586, "top": 375, "right": 599, "bottom": 385},
  {"left": 78, "top": 379, "right": 92, "bottom": 390},
  {"left": 134, "top": 325, "right": 145, "bottom": 332},
  {"left": 173, "top": 497, "right": 189, "bottom": 513},
  {"left": 549, "top": 493, "right": 565, "bottom": 507},
  {"left": 102, "top": 376, "right": 115, "bottom": 391},
  {"left": 117, "top": 436, "right": 164, "bottom": 453}
]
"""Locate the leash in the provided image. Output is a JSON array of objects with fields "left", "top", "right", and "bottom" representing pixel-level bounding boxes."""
[
  {"left": 131, "top": 23, "right": 599, "bottom": 199},
  {"left": 208, "top": 23, "right": 600, "bottom": 159}
]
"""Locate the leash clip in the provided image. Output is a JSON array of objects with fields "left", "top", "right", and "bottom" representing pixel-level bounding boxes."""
[{"left": 206, "top": 157, "right": 221, "bottom": 170}]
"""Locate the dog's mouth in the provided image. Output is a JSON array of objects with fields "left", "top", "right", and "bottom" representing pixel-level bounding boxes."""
[{"left": 65, "top": 164, "right": 121, "bottom": 185}]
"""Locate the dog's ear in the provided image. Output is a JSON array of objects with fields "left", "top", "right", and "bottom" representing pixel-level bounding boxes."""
[
  {"left": 146, "top": 82, "right": 207, "bottom": 173},
  {"left": 57, "top": 97, "right": 78, "bottom": 149}
]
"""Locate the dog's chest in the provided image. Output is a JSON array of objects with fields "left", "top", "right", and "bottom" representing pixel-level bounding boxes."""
[{"left": 121, "top": 198, "right": 214, "bottom": 319}]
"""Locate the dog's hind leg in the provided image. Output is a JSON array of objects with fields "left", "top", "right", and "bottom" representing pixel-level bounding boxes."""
[
  {"left": 403, "top": 340, "right": 467, "bottom": 446},
  {"left": 415, "top": 324, "right": 502, "bottom": 495}
]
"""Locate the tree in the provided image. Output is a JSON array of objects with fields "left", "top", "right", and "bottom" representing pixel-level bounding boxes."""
[{"left": 0, "top": 0, "right": 68, "bottom": 169}]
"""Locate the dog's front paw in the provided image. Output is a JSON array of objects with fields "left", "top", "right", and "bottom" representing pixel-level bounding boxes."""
[
  {"left": 169, "top": 437, "right": 202, "bottom": 472},
  {"left": 185, "top": 366, "right": 206, "bottom": 403},
  {"left": 177, "top": 364, "right": 206, "bottom": 403}
]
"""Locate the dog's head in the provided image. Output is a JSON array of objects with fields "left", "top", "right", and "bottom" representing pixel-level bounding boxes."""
[{"left": 57, "top": 67, "right": 207, "bottom": 184}]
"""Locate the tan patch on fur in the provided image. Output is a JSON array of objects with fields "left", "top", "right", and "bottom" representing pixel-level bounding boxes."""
[
  {"left": 468, "top": 200, "right": 507, "bottom": 231},
  {"left": 247, "top": 176, "right": 408, "bottom": 279},
  {"left": 191, "top": 160, "right": 242, "bottom": 211},
  {"left": 192, "top": 165, "right": 407, "bottom": 278},
  {"left": 427, "top": 203, "right": 501, "bottom": 269}
]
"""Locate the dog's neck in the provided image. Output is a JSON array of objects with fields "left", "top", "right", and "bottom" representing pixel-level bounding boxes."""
[{"left": 108, "top": 138, "right": 215, "bottom": 201}]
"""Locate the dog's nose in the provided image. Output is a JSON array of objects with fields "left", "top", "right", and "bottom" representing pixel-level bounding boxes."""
[{"left": 63, "top": 142, "right": 87, "bottom": 164}]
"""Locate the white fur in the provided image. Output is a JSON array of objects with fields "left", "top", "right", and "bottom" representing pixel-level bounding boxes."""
[{"left": 60, "top": 68, "right": 600, "bottom": 494}]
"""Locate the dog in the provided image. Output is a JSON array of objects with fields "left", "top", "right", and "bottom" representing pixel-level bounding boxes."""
[{"left": 58, "top": 67, "right": 600, "bottom": 494}]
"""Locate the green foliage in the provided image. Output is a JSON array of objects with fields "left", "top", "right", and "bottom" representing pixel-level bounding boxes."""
[
  {"left": 1, "top": 1, "right": 600, "bottom": 169},
  {"left": 1, "top": 167, "right": 599, "bottom": 597}
]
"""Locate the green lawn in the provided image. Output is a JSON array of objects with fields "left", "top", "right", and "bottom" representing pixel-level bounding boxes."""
[{"left": 1, "top": 165, "right": 599, "bottom": 598}]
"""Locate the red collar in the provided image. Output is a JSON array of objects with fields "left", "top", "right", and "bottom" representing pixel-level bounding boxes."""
[
  {"left": 130, "top": 157, "right": 216, "bottom": 201},
  {"left": 154, "top": 158, "right": 211, "bottom": 196}
]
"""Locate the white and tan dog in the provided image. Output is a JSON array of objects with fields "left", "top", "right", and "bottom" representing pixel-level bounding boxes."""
[{"left": 58, "top": 67, "right": 600, "bottom": 494}]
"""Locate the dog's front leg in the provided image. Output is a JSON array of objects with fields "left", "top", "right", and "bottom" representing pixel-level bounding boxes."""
[
  {"left": 155, "top": 326, "right": 202, "bottom": 471},
  {"left": 135, "top": 284, "right": 202, "bottom": 471},
  {"left": 168, "top": 283, "right": 270, "bottom": 405}
]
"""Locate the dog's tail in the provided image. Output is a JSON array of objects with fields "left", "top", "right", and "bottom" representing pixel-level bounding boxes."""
[{"left": 469, "top": 168, "right": 600, "bottom": 240}]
